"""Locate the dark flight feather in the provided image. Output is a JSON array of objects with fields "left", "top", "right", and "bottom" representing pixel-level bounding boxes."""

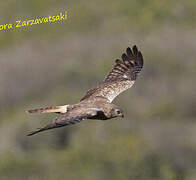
[
  {"left": 104, "top": 45, "right": 143, "bottom": 82},
  {"left": 81, "top": 45, "right": 143, "bottom": 102}
]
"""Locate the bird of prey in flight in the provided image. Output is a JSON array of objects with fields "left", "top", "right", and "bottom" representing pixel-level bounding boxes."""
[{"left": 27, "top": 45, "right": 144, "bottom": 136}]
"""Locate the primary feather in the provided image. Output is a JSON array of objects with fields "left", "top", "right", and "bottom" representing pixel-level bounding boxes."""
[{"left": 81, "top": 45, "right": 143, "bottom": 102}]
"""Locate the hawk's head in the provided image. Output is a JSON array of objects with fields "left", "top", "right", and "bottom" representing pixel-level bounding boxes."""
[{"left": 111, "top": 107, "right": 124, "bottom": 118}]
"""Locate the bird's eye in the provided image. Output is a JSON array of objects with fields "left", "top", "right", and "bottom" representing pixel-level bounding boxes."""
[{"left": 116, "top": 110, "right": 121, "bottom": 114}]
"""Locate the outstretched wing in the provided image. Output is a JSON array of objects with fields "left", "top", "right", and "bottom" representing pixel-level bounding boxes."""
[
  {"left": 27, "top": 107, "right": 101, "bottom": 136},
  {"left": 81, "top": 45, "right": 144, "bottom": 102},
  {"left": 104, "top": 45, "right": 143, "bottom": 83}
]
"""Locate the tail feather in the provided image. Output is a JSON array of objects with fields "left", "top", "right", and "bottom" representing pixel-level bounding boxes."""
[
  {"left": 27, "top": 123, "right": 63, "bottom": 136},
  {"left": 26, "top": 105, "right": 69, "bottom": 114}
]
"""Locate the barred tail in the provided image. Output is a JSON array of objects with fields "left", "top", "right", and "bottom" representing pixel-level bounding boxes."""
[{"left": 26, "top": 105, "right": 69, "bottom": 114}]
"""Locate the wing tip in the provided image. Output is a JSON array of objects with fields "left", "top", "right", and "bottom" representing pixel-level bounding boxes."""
[
  {"left": 27, "top": 132, "right": 35, "bottom": 136},
  {"left": 27, "top": 129, "right": 41, "bottom": 136},
  {"left": 133, "top": 44, "right": 137, "bottom": 48}
]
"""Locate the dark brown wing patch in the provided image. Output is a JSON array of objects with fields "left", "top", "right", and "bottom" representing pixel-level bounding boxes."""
[{"left": 104, "top": 45, "right": 143, "bottom": 83}]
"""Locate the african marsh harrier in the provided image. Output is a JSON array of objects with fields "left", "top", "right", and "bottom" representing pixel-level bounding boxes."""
[{"left": 27, "top": 45, "right": 144, "bottom": 136}]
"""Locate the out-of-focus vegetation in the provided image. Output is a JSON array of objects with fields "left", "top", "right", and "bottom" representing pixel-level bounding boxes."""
[{"left": 0, "top": 0, "right": 196, "bottom": 179}]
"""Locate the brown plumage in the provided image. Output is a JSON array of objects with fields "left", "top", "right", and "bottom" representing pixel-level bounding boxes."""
[{"left": 27, "top": 45, "right": 144, "bottom": 136}]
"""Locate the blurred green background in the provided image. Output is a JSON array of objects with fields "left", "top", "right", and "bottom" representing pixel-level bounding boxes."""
[{"left": 0, "top": 0, "right": 196, "bottom": 179}]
